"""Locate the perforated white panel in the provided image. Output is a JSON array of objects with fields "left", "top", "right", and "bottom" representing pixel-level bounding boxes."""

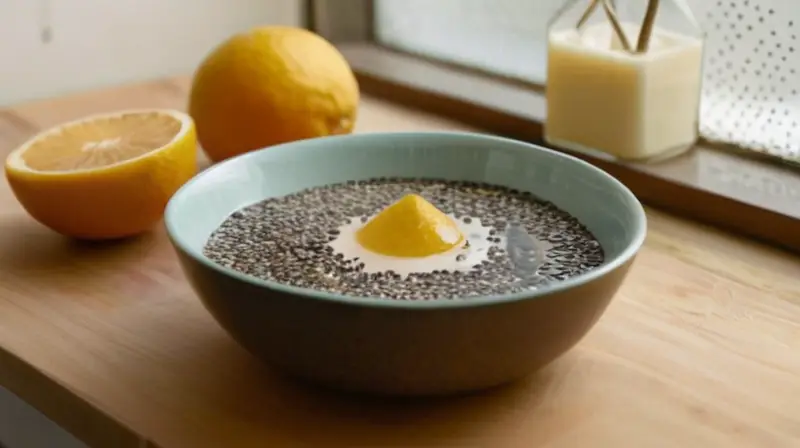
[
  {"left": 375, "top": 0, "right": 800, "bottom": 163},
  {"left": 700, "top": 0, "right": 799, "bottom": 161}
]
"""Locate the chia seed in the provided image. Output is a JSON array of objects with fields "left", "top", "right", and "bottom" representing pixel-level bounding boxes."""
[{"left": 203, "top": 178, "right": 605, "bottom": 301}]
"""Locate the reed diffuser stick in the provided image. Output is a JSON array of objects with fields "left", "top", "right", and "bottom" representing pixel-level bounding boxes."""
[
  {"left": 636, "top": 0, "right": 660, "bottom": 52},
  {"left": 576, "top": 0, "right": 599, "bottom": 29},
  {"left": 575, "top": 0, "right": 632, "bottom": 52},
  {"left": 602, "top": 0, "right": 632, "bottom": 52}
]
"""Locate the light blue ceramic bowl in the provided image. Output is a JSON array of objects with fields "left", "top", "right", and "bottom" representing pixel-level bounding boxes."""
[{"left": 165, "top": 132, "right": 646, "bottom": 396}]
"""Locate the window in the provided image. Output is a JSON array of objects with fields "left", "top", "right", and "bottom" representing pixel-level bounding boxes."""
[
  {"left": 375, "top": 0, "right": 559, "bottom": 84},
  {"left": 374, "top": 0, "right": 799, "bottom": 164},
  {"left": 311, "top": 0, "right": 800, "bottom": 252}
]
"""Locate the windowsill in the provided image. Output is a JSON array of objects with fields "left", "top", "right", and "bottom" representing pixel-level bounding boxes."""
[{"left": 337, "top": 42, "right": 800, "bottom": 254}]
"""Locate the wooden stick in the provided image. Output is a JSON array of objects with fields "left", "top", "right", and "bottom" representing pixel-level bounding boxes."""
[
  {"left": 602, "top": 0, "right": 632, "bottom": 52},
  {"left": 636, "top": 0, "right": 660, "bottom": 53},
  {"left": 576, "top": 0, "right": 600, "bottom": 29}
]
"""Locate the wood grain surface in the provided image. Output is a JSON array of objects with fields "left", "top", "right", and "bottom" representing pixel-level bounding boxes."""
[{"left": 0, "top": 77, "right": 798, "bottom": 448}]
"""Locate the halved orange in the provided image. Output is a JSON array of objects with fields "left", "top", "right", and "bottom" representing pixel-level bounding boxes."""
[{"left": 5, "top": 109, "right": 197, "bottom": 240}]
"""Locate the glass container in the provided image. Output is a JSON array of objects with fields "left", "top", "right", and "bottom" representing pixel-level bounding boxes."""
[{"left": 544, "top": 0, "right": 705, "bottom": 162}]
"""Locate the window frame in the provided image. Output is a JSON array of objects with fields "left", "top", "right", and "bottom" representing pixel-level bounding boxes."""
[{"left": 308, "top": 0, "right": 800, "bottom": 254}]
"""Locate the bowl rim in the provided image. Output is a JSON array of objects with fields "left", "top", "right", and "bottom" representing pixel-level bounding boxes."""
[{"left": 165, "top": 131, "right": 647, "bottom": 309}]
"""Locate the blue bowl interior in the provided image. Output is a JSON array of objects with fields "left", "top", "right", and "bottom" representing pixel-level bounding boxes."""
[{"left": 166, "top": 132, "right": 646, "bottom": 306}]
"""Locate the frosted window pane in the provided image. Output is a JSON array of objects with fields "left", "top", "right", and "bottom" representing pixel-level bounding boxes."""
[
  {"left": 374, "top": 0, "right": 561, "bottom": 84},
  {"left": 375, "top": 0, "right": 800, "bottom": 163}
]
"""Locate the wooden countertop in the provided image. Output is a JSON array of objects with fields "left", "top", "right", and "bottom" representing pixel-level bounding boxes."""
[{"left": 1, "top": 77, "right": 799, "bottom": 448}]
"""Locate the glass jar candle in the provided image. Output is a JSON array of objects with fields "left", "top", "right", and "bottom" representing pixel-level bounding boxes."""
[{"left": 544, "top": 0, "right": 705, "bottom": 162}]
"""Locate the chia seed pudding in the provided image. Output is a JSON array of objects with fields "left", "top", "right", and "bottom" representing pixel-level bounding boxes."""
[{"left": 203, "top": 178, "right": 604, "bottom": 300}]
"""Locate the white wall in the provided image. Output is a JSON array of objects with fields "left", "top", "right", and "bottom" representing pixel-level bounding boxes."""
[{"left": 0, "top": 0, "right": 305, "bottom": 106}]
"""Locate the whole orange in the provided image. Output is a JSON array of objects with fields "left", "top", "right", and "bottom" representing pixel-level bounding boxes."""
[{"left": 188, "top": 26, "right": 359, "bottom": 162}]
